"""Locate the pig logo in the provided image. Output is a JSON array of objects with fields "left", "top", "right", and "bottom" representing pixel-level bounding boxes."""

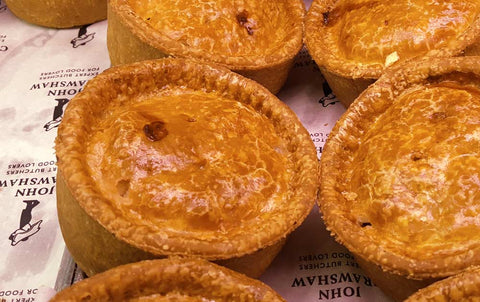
[
  {"left": 71, "top": 24, "right": 95, "bottom": 48},
  {"left": 44, "top": 98, "right": 70, "bottom": 131},
  {"left": 319, "top": 81, "right": 337, "bottom": 107},
  {"left": 9, "top": 200, "right": 43, "bottom": 246}
]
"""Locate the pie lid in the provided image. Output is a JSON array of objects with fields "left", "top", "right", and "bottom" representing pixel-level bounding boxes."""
[
  {"left": 320, "top": 56, "right": 480, "bottom": 279},
  {"left": 107, "top": 0, "right": 305, "bottom": 71},
  {"left": 55, "top": 58, "right": 318, "bottom": 260},
  {"left": 305, "top": 0, "right": 480, "bottom": 80},
  {"left": 405, "top": 266, "right": 480, "bottom": 301},
  {"left": 50, "top": 257, "right": 287, "bottom": 301}
]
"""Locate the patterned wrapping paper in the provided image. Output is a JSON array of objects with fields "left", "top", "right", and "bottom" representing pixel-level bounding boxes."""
[
  {"left": 0, "top": 6, "right": 110, "bottom": 300},
  {"left": 0, "top": 1, "right": 393, "bottom": 301}
]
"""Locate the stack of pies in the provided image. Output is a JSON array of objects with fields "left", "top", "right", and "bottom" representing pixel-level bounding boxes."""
[
  {"left": 106, "top": 0, "right": 305, "bottom": 93},
  {"left": 305, "top": 0, "right": 480, "bottom": 107},
  {"left": 55, "top": 58, "right": 319, "bottom": 278},
  {"left": 5, "top": 0, "right": 106, "bottom": 28},
  {"left": 50, "top": 257, "right": 287, "bottom": 301},
  {"left": 319, "top": 56, "right": 480, "bottom": 301}
]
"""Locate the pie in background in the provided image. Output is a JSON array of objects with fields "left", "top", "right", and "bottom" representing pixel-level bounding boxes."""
[
  {"left": 5, "top": 0, "right": 106, "bottom": 28},
  {"left": 305, "top": 0, "right": 480, "bottom": 107},
  {"left": 106, "top": 0, "right": 305, "bottom": 94}
]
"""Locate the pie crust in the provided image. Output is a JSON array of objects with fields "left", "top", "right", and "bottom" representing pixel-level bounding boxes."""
[
  {"left": 405, "top": 266, "right": 480, "bottom": 301},
  {"left": 5, "top": 0, "right": 106, "bottom": 28},
  {"left": 50, "top": 257, "right": 287, "bottom": 301},
  {"left": 55, "top": 58, "right": 318, "bottom": 278},
  {"left": 106, "top": 0, "right": 305, "bottom": 94},
  {"left": 319, "top": 56, "right": 480, "bottom": 301},
  {"left": 305, "top": 0, "right": 480, "bottom": 107}
]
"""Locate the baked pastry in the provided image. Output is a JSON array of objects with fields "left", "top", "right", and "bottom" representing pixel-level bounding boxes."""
[
  {"left": 106, "top": 0, "right": 305, "bottom": 94},
  {"left": 319, "top": 56, "right": 480, "bottom": 301},
  {"left": 305, "top": 0, "right": 480, "bottom": 107},
  {"left": 404, "top": 266, "right": 480, "bottom": 301},
  {"left": 55, "top": 58, "right": 318, "bottom": 278},
  {"left": 5, "top": 0, "right": 106, "bottom": 28},
  {"left": 50, "top": 257, "right": 287, "bottom": 301}
]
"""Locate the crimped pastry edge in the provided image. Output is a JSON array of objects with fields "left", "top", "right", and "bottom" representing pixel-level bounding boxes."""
[
  {"left": 404, "top": 266, "right": 480, "bottom": 301},
  {"left": 50, "top": 257, "right": 287, "bottom": 301}
]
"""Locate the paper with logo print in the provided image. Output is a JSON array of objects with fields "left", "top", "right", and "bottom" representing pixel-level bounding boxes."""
[
  {"left": 260, "top": 206, "right": 394, "bottom": 302},
  {"left": 0, "top": 1, "right": 395, "bottom": 301},
  {"left": 0, "top": 5, "right": 110, "bottom": 301},
  {"left": 259, "top": 49, "right": 393, "bottom": 302}
]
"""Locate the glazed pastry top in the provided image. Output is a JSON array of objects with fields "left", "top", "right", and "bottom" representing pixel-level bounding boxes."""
[
  {"left": 332, "top": 0, "right": 479, "bottom": 65},
  {"left": 306, "top": 0, "right": 480, "bottom": 77},
  {"left": 85, "top": 87, "right": 293, "bottom": 239},
  {"left": 347, "top": 73, "right": 480, "bottom": 260},
  {"left": 129, "top": 0, "right": 298, "bottom": 58}
]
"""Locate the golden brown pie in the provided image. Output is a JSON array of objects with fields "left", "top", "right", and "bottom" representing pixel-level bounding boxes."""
[
  {"left": 50, "top": 257, "right": 287, "bottom": 301},
  {"left": 5, "top": 0, "right": 106, "bottom": 28},
  {"left": 106, "top": 0, "right": 305, "bottom": 94},
  {"left": 55, "top": 58, "right": 318, "bottom": 278},
  {"left": 319, "top": 56, "right": 480, "bottom": 301},
  {"left": 305, "top": 0, "right": 480, "bottom": 107},
  {"left": 404, "top": 266, "right": 480, "bottom": 302}
]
